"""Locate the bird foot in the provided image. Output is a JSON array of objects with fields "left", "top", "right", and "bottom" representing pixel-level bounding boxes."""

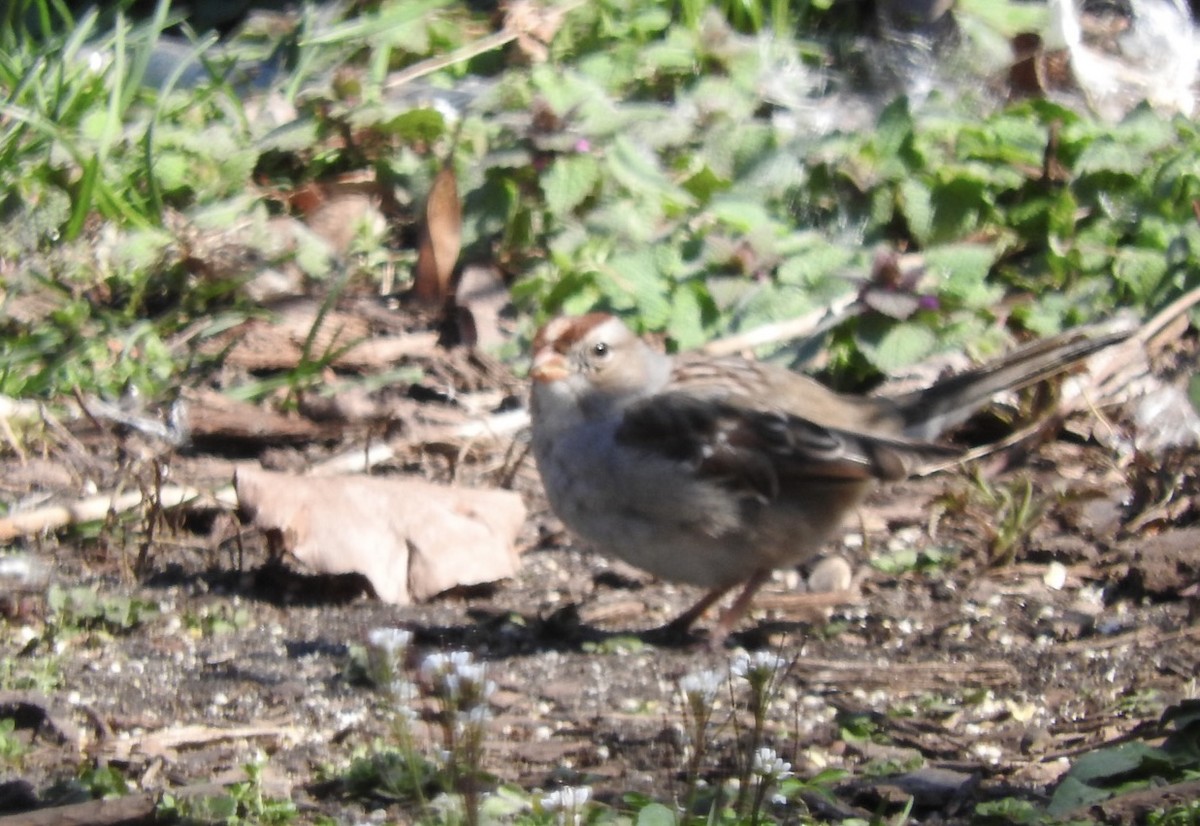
[{"left": 639, "top": 616, "right": 707, "bottom": 647}]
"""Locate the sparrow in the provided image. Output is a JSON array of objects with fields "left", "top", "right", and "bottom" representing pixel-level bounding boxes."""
[{"left": 529, "top": 312, "right": 1126, "bottom": 644}]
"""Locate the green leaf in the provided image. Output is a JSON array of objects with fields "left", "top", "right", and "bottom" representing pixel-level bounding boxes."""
[
  {"left": 542, "top": 154, "right": 600, "bottom": 215},
  {"left": 1067, "top": 741, "right": 1175, "bottom": 784},
  {"left": 957, "top": 0, "right": 1050, "bottom": 35},
  {"left": 776, "top": 244, "right": 855, "bottom": 287},
  {"left": 640, "top": 39, "right": 700, "bottom": 73},
  {"left": 665, "top": 282, "right": 710, "bottom": 349},
  {"left": 1075, "top": 138, "right": 1144, "bottom": 177},
  {"left": 1010, "top": 294, "right": 1075, "bottom": 336},
  {"left": 710, "top": 197, "right": 775, "bottom": 234},
  {"left": 1113, "top": 247, "right": 1168, "bottom": 301},
  {"left": 681, "top": 164, "right": 730, "bottom": 204},
  {"left": 734, "top": 283, "right": 818, "bottom": 330},
  {"left": 480, "top": 785, "right": 532, "bottom": 818},
  {"left": 974, "top": 796, "right": 1041, "bottom": 823},
  {"left": 1046, "top": 775, "right": 1116, "bottom": 816},
  {"left": 635, "top": 802, "right": 676, "bottom": 826},
  {"left": 598, "top": 249, "right": 670, "bottom": 327},
  {"left": 924, "top": 243, "right": 1003, "bottom": 308},
  {"left": 587, "top": 197, "right": 664, "bottom": 243},
  {"left": 113, "top": 227, "right": 174, "bottom": 272},
  {"left": 957, "top": 116, "right": 1047, "bottom": 168},
  {"left": 630, "top": 6, "right": 672, "bottom": 34},
  {"left": 606, "top": 134, "right": 694, "bottom": 209},
  {"left": 378, "top": 107, "right": 447, "bottom": 142},
  {"left": 928, "top": 175, "right": 988, "bottom": 241},
  {"left": 151, "top": 151, "right": 190, "bottom": 193},
  {"left": 900, "top": 178, "right": 933, "bottom": 244},
  {"left": 79, "top": 108, "right": 121, "bottom": 145},
  {"left": 255, "top": 118, "right": 320, "bottom": 153},
  {"left": 291, "top": 223, "right": 335, "bottom": 277},
  {"left": 855, "top": 317, "right": 938, "bottom": 373},
  {"left": 874, "top": 96, "right": 916, "bottom": 176}
]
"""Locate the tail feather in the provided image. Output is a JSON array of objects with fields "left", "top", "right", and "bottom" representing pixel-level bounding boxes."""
[{"left": 891, "top": 326, "right": 1131, "bottom": 441}]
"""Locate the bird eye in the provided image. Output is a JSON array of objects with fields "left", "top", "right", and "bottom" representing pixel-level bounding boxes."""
[{"left": 591, "top": 342, "right": 610, "bottom": 359}]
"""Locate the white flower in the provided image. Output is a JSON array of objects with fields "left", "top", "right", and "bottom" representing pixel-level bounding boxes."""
[
  {"left": 455, "top": 661, "right": 489, "bottom": 690},
  {"left": 731, "top": 651, "right": 786, "bottom": 683},
  {"left": 419, "top": 651, "right": 495, "bottom": 709},
  {"left": 387, "top": 679, "right": 420, "bottom": 722},
  {"left": 419, "top": 651, "right": 472, "bottom": 682},
  {"left": 680, "top": 669, "right": 722, "bottom": 704},
  {"left": 455, "top": 706, "right": 493, "bottom": 731},
  {"left": 367, "top": 627, "right": 412, "bottom": 655},
  {"left": 752, "top": 747, "right": 793, "bottom": 781},
  {"left": 540, "top": 785, "right": 592, "bottom": 811},
  {"left": 389, "top": 678, "right": 418, "bottom": 701},
  {"left": 366, "top": 627, "right": 413, "bottom": 688}
]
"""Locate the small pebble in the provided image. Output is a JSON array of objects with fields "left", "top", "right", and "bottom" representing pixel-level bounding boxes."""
[
  {"left": 1044, "top": 562, "right": 1067, "bottom": 590},
  {"left": 807, "top": 556, "right": 853, "bottom": 593}
]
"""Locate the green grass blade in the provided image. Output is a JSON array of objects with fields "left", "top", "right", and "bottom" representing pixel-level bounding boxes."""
[
  {"left": 119, "top": 0, "right": 174, "bottom": 112},
  {"left": 64, "top": 154, "right": 101, "bottom": 240}
]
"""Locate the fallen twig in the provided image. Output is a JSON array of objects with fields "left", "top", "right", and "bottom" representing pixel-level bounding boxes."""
[
  {"left": 790, "top": 656, "right": 1020, "bottom": 689},
  {"left": 103, "top": 722, "right": 303, "bottom": 763},
  {"left": 0, "top": 485, "right": 236, "bottom": 542},
  {"left": 0, "top": 792, "right": 157, "bottom": 826},
  {"left": 1055, "top": 621, "right": 1200, "bottom": 654},
  {"left": 308, "top": 406, "right": 530, "bottom": 476},
  {"left": 700, "top": 293, "right": 861, "bottom": 357},
  {"left": 383, "top": 0, "right": 586, "bottom": 93}
]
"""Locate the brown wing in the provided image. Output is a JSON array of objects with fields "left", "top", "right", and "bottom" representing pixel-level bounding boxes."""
[{"left": 615, "top": 390, "right": 958, "bottom": 502}]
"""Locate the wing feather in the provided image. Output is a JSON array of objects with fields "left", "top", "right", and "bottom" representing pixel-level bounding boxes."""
[{"left": 615, "top": 391, "right": 958, "bottom": 502}]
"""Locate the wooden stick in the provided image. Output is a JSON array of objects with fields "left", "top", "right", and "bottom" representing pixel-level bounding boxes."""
[
  {"left": 0, "top": 485, "right": 236, "bottom": 542},
  {"left": 700, "top": 293, "right": 861, "bottom": 357},
  {"left": 0, "top": 792, "right": 157, "bottom": 826},
  {"left": 383, "top": 0, "right": 587, "bottom": 93}
]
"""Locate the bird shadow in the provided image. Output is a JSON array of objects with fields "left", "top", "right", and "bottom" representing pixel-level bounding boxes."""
[{"left": 404, "top": 603, "right": 810, "bottom": 659}]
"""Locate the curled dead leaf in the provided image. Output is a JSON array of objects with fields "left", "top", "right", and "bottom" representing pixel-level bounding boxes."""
[
  {"left": 413, "top": 165, "right": 462, "bottom": 307},
  {"left": 235, "top": 467, "right": 525, "bottom": 603}
]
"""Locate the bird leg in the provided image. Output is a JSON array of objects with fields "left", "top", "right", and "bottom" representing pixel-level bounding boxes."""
[
  {"left": 646, "top": 582, "right": 736, "bottom": 644},
  {"left": 650, "top": 569, "right": 773, "bottom": 647},
  {"left": 709, "top": 569, "right": 772, "bottom": 647}
]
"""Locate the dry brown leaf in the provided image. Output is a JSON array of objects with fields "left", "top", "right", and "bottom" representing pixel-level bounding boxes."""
[
  {"left": 290, "top": 177, "right": 388, "bottom": 256},
  {"left": 413, "top": 165, "right": 462, "bottom": 307},
  {"left": 234, "top": 467, "right": 525, "bottom": 603},
  {"left": 504, "top": 0, "right": 569, "bottom": 62}
]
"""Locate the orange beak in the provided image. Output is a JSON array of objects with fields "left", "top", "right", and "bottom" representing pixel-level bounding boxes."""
[{"left": 530, "top": 349, "right": 569, "bottom": 383}]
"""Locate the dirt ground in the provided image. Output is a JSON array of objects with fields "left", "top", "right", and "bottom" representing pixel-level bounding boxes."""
[{"left": 1, "top": 314, "right": 1199, "bottom": 825}]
